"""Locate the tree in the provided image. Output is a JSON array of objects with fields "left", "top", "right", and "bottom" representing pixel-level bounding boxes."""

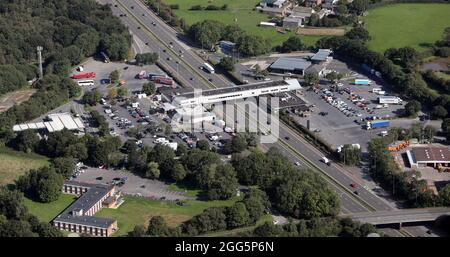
[
  {"left": 236, "top": 34, "right": 271, "bottom": 57},
  {"left": 339, "top": 145, "right": 362, "bottom": 166},
  {"left": 145, "top": 162, "right": 160, "bottom": 179},
  {"left": 171, "top": 162, "right": 187, "bottom": 181},
  {"left": 196, "top": 139, "right": 210, "bottom": 151},
  {"left": 0, "top": 187, "right": 28, "bottom": 220},
  {"left": 143, "top": 81, "right": 156, "bottom": 95},
  {"left": 147, "top": 216, "right": 171, "bottom": 236},
  {"left": 325, "top": 71, "right": 342, "bottom": 84},
  {"left": 404, "top": 100, "right": 422, "bottom": 117},
  {"left": 304, "top": 73, "right": 319, "bottom": 87},
  {"left": 349, "top": 0, "right": 369, "bottom": 15},
  {"left": 16, "top": 167, "right": 64, "bottom": 203},
  {"left": 181, "top": 148, "right": 221, "bottom": 173},
  {"left": 272, "top": 170, "right": 341, "bottom": 219},
  {"left": 135, "top": 53, "right": 158, "bottom": 65},
  {"left": 205, "top": 164, "right": 239, "bottom": 200},
  {"left": 345, "top": 27, "right": 370, "bottom": 41},
  {"left": 183, "top": 207, "right": 227, "bottom": 235},
  {"left": 230, "top": 135, "right": 247, "bottom": 153},
  {"left": 440, "top": 184, "right": 450, "bottom": 206},
  {"left": 253, "top": 221, "right": 283, "bottom": 237},
  {"left": 442, "top": 118, "right": 450, "bottom": 141},
  {"left": 117, "top": 87, "right": 128, "bottom": 97},
  {"left": 128, "top": 225, "right": 147, "bottom": 237},
  {"left": 52, "top": 157, "right": 75, "bottom": 178},
  {"left": 12, "top": 130, "right": 39, "bottom": 153},
  {"left": 281, "top": 36, "right": 304, "bottom": 53},
  {"left": 242, "top": 189, "right": 271, "bottom": 223},
  {"left": 109, "top": 70, "right": 120, "bottom": 84},
  {"left": 218, "top": 57, "right": 235, "bottom": 71},
  {"left": 176, "top": 143, "right": 188, "bottom": 156},
  {"left": 431, "top": 105, "right": 448, "bottom": 119},
  {"left": 83, "top": 90, "right": 102, "bottom": 106},
  {"left": 226, "top": 202, "right": 250, "bottom": 229},
  {"left": 188, "top": 20, "right": 224, "bottom": 50},
  {"left": 107, "top": 88, "right": 118, "bottom": 100}
]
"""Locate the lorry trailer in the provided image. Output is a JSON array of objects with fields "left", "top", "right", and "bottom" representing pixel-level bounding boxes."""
[
  {"left": 71, "top": 72, "right": 96, "bottom": 79},
  {"left": 153, "top": 76, "right": 173, "bottom": 85},
  {"left": 366, "top": 120, "right": 390, "bottom": 130},
  {"left": 354, "top": 79, "right": 370, "bottom": 85},
  {"left": 378, "top": 96, "right": 402, "bottom": 104}
]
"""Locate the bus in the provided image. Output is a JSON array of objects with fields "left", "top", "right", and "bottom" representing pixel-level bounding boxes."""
[
  {"left": 77, "top": 80, "right": 95, "bottom": 86},
  {"left": 203, "top": 63, "right": 215, "bottom": 74},
  {"left": 100, "top": 52, "right": 110, "bottom": 63}
]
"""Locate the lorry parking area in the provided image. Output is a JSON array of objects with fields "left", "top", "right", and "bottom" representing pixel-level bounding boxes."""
[
  {"left": 74, "top": 58, "right": 177, "bottom": 96},
  {"left": 294, "top": 61, "right": 410, "bottom": 151}
]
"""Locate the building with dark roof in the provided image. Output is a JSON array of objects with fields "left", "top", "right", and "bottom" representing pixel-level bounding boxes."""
[
  {"left": 52, "top": 182, "right": 119, "bottom": 237},
  {"left": 305, "top": 64, "right": 327, "bottom": 76},
  {"left": 407, "top": 146, "right": 450, "bottom": 168},
  {"left": 268, "top": 58, "right": 312, "bottom": 75},
  {"left": 311, "top": 49, "right": 333, "bottom": 63}
]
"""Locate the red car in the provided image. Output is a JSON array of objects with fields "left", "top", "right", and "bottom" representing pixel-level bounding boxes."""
[{"left": 350, "top": 183, "right": 358, "bottom": 189}]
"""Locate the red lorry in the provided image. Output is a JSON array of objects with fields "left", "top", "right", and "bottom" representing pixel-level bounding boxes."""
[
  {"left": 153, "top": 76, "right": 173, "bottom": 85},
  {"left": 71, "top": 72, "right": 96, "bottom": 79}
]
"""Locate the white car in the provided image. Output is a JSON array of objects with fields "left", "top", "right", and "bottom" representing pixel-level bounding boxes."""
[{"left": 295, "top": 161, "right": 301, "bottom": 166}]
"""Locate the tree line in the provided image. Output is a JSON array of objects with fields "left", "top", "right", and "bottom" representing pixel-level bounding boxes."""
[{"left": 0, "top": 0, "right": 131, "bottom": 97}]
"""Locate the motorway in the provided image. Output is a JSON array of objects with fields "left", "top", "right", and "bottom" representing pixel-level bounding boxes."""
[
  {"left": 99, "top": 0, "right": 433, "bottom": 237},
  {"left": 101, "top": 0, "right": 232, "bottom": 90}
]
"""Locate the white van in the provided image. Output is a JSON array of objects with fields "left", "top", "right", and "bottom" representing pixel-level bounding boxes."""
[{"left": 322, "top": 157, "right": 330, "bottom": 165}]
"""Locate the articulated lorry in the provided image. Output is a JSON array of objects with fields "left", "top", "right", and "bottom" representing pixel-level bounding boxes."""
[
  {"left": 366, "top": 120, "right": 390, "bottom": 130},
  {"left": 71, "top": 72, "right": 96, "bottom": 79}
]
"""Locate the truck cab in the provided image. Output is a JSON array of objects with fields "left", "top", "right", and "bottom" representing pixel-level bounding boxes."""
[{"left": 322, "top": 157, "right": 330, "bottom": 166}]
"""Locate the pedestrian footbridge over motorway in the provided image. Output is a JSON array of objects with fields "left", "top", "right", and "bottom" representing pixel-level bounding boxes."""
[{"left": 344, "top": 207, "right": 450, "bottom": 227}]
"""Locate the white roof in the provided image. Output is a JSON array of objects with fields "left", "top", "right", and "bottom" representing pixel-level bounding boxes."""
[
  {"left": 13, "top": 125, "right": 22, "bottom": 132},
  {"left": 28, "top": 123, "right": 38, "bottom": 129},
  {"left": 13, "top": 112, "right": 84, "bottom": 133},
  {"left": 73, "top": 118, "right": 85, "bottom": 129},
  {"left": 44, "top": 122, "right": 54, "bottom": 132}
]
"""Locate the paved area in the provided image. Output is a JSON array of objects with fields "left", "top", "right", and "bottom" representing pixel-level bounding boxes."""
[
  {"left": 291, "top": 58, "right": 443, "bottom": 152},
  {"left": 72, "top": 167, "right": 192, "bottom": 200}
]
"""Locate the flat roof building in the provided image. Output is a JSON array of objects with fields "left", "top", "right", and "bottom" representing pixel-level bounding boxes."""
[
  {"left": 268, "top": 58, "right": 312, "bottom": 75},
  {"left": 172, "top": 79, "right": 302, "bottom": 107},
  {"left": 407, "top": 146, "right": 450, "bottom": 168},
  {"left": 53, "top": 182, "right": 120, "bottom": 237},
  {"left": 13, "top": 113, "right": 85, "bottom": 133},
  {"left": 311, "top": 49, "right": 333, "bottom": 63}
]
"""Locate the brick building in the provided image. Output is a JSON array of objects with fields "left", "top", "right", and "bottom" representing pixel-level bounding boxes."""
[{"left": 53, "top": 181, "right": 120, "bottom": 237}]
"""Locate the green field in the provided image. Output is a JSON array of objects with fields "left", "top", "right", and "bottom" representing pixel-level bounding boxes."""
[
  {"left": 24, "top": 194, "right": 77, "bottom": 223},
  {"left": 364, "top": 3, "right": 450, "bottom": 52},
  {"left": 0, "top": 146, "right": 49, "bottom": 186},
  {"left": 95, "top": 195, "right": 242, "bottom": 236},
  {"left": 162, "top": 0, "right": 321, "bottom": 47}
]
